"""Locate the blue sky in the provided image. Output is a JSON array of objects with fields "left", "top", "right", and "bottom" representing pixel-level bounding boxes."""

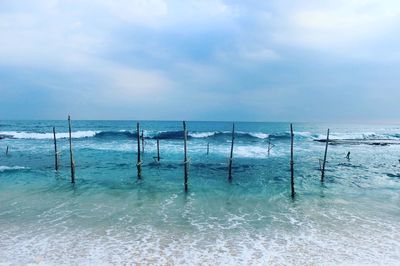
[{"left": 0, "top": 0, "right": 399, "bottom": 122}]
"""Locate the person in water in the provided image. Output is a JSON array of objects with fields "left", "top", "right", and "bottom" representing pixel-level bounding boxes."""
[{"left": 346, "top": 151, "right": 351, "bottom": 160}]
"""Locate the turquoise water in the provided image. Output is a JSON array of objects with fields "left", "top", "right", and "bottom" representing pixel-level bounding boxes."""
[{"left": 1, "top": 120, "right": 400, "bottom": 264}]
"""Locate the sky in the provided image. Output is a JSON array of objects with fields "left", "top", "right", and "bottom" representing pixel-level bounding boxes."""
[{"left": 0, "top": 0, "right": 400, "bottom": 122}]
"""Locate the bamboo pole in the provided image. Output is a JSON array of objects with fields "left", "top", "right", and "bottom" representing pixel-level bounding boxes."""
[
  {"left": 268, "top": 138, "right": 276, "bottom": 157},
  {"left": 268, "top": 138, "right": 271, "bottom": 156},
  {"left": 228, "top": 123, "right": 235, "bottom": 181},
  {"left": 321, "top": 129, "right": 330, "bottom": 182},
  {"left": 157, "top": 139, "right": 160, "bottom": 162},
  {"left": 290, "top": 123, "right": 295, "bottom": 198},
  {"left": 68, "top": 115, "right": 75, "bottom": 183},
  {"left": 141, "top": 129, "right": 145, "bottom": 154},
  {"left": 53, "top": 127, "right": 58, "bottom": 171},
  {"left": 137, "top": 123, "right": 142, "bottom": 179},
  {"left": 183, "top": 121, "right": 188, "bottom": 192}
]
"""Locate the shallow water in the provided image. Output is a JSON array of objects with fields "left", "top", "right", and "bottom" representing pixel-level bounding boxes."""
[{"left": 1, "top": 120, "right": 400, "bottom": 265}]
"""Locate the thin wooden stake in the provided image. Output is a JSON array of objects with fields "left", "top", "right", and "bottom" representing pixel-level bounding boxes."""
[
  {"left": 228, "top": 123, "right": 235, "bottom": 181},
  {"left": 68, "top": 115, "right": 75, "bottom": 183},
  {"left": 183, "top": 121, "right": 188, "bottom": 192},
  {"left": 141, "top": 129, "right": 145, "bottom": 154},
  {"left": 207, "top": 142, "right": 209, "bottom": 155},
  {"left": 290, "top": 123, "right": 295, "bottom": 198},
  {"left": 268, "top": 138, "right": 271, "bottom": 156},
  {"left": 53, "top": 127, "right": 58, "bottom": 171},
  {"left": 137, "top": 123, "right": 142, "bottom": 179},
  {"left": 267, "top": 138, "right": 275, "bottom": 157},
  {"left": 5, "top": 145, "right": 9, "bottom": 156},
  {"left": 156, "top": 139, "right": 160, "bottom": 162},
  {"left": 321, "top": 129, "right": 330, "bottom": 182}
]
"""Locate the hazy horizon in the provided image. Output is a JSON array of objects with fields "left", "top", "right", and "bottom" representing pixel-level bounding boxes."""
[{"left": 2, "top": 118, "right": 400, "bottom": 125}]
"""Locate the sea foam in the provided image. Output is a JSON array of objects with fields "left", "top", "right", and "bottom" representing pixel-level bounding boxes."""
[
  {"left": 0, "top": 166, "right": 28, "bottom": 172},
  {"left": 0, "top": 131, "right": 98, "bottom": 139}
]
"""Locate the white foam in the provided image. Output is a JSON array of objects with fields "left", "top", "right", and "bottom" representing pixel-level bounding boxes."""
[
  {"left": 234, "top": 146, "right": 269, "bottom": 158},
  {"left": 189, "top": 132, "right": 216, "bottom": 138},
  {"left": 2, "top": 221, "right": 400, "bottom": 265},
  {"left": 0, "top": 166, "right": 28, "bottom": 172},
  {"left": 187, "top": 131, "right": 270, "bottom": 139},
  {"left": 318, "top": 132, "right": 400, "bottom": 140},
  {"left": 0, "top": 131, "right": 98, "bottom": 139},
  {"left": 248, "top": 132, "right": 269, "bottom": 139},
  {"left": 293, "top": 131, "right": 312, "bottom": 137}
]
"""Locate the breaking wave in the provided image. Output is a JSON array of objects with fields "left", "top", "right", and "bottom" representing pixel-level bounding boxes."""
[
  {"left": 153, "top": 131, "right": 270, "bottom": 140},
  {"left": 0, "top": 131, "right": 98, "bottom": 140},
  {"left": 3, "top": 129, "right": 399, "bottom": 142},
  {"left": 314, "top": 132, "right": 400, "bottom": 141},
  {"left": 0, "top": 130, "right": 271, "bottom": 140},
  {"left": 0, "top": 166, "right": 29, "bottom": 172}
]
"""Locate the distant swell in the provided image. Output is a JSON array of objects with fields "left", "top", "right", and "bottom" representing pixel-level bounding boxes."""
[
  {"left": 94, "top": 131, "right": 135, "bottom": 139},
  {"left": 0, "top": 130, "right": 270, "bottom": 140},
  {"left": 314, "top": 132, "right": 400, "bottom": 142},
  {"left": 2, "top": 129, "right": 398, "bottom": 142},
  {"left": 153, "top": 131, "right": 185, "bottom": 139},
  {"left": 152, "top": 131, "right": 270, "bottom": 140}
]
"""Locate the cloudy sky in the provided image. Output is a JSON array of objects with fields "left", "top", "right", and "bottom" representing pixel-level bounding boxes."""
[{"left": 0, "top": 0, "right": 399, "bottom": 122}]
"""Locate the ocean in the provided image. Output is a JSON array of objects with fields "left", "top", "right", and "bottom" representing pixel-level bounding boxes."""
[{"left": 1, "top": 120, "right": 400, "bottom": 265}]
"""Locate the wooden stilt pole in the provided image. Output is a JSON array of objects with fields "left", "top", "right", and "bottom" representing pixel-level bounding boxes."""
[
  {"left": 267, "top": 137, "right": 275, "bottom": 157},
  {"left": 321, "top": 129, "right": 330, "bottom": 182},
  {"left": 157, "top": 139, "right": 160, "bottom": 162},
  {"left": 228, "top": 123, "right": 235, "bottom": 181},
  {"left": 141, "top": 129, "right": 145, "bottom": 154},
  {"left": 53, "top": 127, "right": 58, "bottom": 171},
  {"left": 137, "top": 123, "right": 142, "bottom": 179},
  {"left": 68, "top": 115, "right": 75, "bottom": 183},
  {"left": 183, "top": 121, "right": 188, "bottom": 192},
  {"left": 290, "top": 123, "right": 295, "bottom": 198},
  {"left": 5, "top": 145, "right": 9, "bottom": 156},
  {"left": 268, "top": 138, "right": 271, "bottom": 156},
  {"left": 268, "top": 138, "right": 272, "bottom": 157},
  {"left": 207, "top": 142, "right": 209, "bottom": 155}
]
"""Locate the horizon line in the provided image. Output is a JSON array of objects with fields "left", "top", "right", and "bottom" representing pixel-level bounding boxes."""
[{"left": 1, "top": 118, "right": 400, "bottom": 125}]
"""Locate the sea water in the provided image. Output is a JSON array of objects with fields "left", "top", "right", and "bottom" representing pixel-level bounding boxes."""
[{"left": 1, "top": 120, "right": 400, "bottom": 265}]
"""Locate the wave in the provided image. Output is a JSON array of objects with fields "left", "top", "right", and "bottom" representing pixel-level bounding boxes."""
[
  {"left": 4, "top": 129, "right": 397, "bottom": 142},
  {"left": 261, "top": 131, "right": 312, "bottom": 140},
  {"left": 116, "top": 130, "right": 266, "bottom": 140},
  {"left": 153, "top": 131, "right": 270, "bottom": 140},
  {"left": 153, "top": 131, "right": 185, "bottom": 139},
  {"left": 0, "top": 131, "right": 98, "bottom": 139},
  {"left": 0, "top": 130, "right": 309, "bottom": 141},
  {"left": 0, "top": 166, "right": 29, "bottom": 172},
  {"left": 94, "top": 130, "right": 135, "bottom": 139},
  {"left": 0, "top": 130, "right": 145, "bottom": 140},
  {"left": 189, "top": 132, "right": 217, "bottom": 138},
  {"left": 249, "top": 132, "right": 269, "bottom": 139},
  {"left": 314, "top": 132, "right": 400, "bottom": 141}
]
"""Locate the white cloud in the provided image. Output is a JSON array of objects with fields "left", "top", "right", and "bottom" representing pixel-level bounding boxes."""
[
  {"left": 216, "top": 46, "right": 279, "bottom": 65},
  {"left": 0, "top": 0, "right": 237, "bottom": 66},
  {"left": 93, "top": 0, "right": 168, "bottom": 27},
  {"left": 239, "top": 48, "right": 279, "bottom": 61},
  {"left": 274, "top": 0, "right": 400, "bottom": 52},
  {"left": 1, "top": 0, "right": 400, "bottom": 120},
  {"left": 173, "top": 62, "right": 225, "bottom": 85},
  {"left": 106, "top": 65, "right": 174, "bottom": 99}
]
